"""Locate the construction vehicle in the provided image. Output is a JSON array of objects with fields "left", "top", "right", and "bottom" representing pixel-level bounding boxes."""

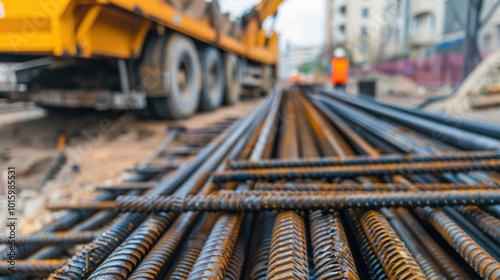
[{"left": 0, "top": 0, "right": 281, "bottom": 119}]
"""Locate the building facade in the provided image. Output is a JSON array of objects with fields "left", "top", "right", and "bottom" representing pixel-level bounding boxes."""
[{"left": 328, "top": 0, "right": 389, "bottom": 65}]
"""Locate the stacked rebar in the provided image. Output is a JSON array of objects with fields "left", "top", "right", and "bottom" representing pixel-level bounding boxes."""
[{"left": 2, "top": 88, "right": 500, "bottom": 280}]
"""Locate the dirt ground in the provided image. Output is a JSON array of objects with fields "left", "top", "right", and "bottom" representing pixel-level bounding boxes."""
[{"left": 0, "top": 98, "right": 263, "bottom": 235}]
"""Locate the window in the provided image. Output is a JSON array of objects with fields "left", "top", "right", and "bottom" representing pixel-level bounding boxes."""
[
  {"left": 339, "top": 25, "right": 346, "bottom": 33},
  {"left": 362, "top": 8, "right": 369, "bottom": 18},
  {"left": 361, "top": 26, "right": 369, "bottom": 36},
  {"left": 340, "top": 6, "right": 346, "bottom": 15}
]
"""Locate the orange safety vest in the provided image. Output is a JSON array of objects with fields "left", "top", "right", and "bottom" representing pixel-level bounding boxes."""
[{"left": 331, "top": 58, "right": 349, "bottom": 84}]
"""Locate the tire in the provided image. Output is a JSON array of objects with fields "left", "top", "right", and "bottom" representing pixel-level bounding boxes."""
[
  {"left": 223, "top": 53, "right": 241, "bottom": 105},
  {"left": 262, "top": 65, "right": 275, "bottom": 96},
  {"left": 154, "top": 34, "right": 201, "bottom": 119},
  {"left": 199, "top": 47, "right": 224, "bottom": 111}
]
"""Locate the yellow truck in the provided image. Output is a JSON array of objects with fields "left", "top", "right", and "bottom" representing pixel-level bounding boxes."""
[{"left": 0, "top": 0, "right": 281, "bottom": 118}]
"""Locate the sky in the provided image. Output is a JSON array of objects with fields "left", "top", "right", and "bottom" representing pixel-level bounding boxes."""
[{"left": 218, "top": 0, "right": 326, "bottom": 49}]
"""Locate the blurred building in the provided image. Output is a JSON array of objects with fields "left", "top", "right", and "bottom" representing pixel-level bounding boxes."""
[
  {"left": 439, "top": 0, "right": 500, "bottom": 52},
  {"left": 279, "top": 46, "right": 323, "bottom": 79},
  {"left": 380, "top": 0, "right": 411, "bottom": 60},
  {"left": 328, "top": 0, "right": 389, "bottom": 65},
  {"left": 382, "top": 0, "right": 500, "bottom": 58}
]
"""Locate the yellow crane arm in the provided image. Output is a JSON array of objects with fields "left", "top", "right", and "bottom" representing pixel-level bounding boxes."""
[{"left": 253, "top": 0, "right": 285, "bottom": 24}]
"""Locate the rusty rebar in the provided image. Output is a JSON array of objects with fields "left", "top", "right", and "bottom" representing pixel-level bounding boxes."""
[
  {"left": 0, "top": 260, "right": 66, "bottom": 276},
  {"left": 359, "top": 210, "right": 426, "bottom": 279},
  {"left": 0, "top": 231, "right": 101, "bottom": 245},
  {"left": 395, "top": 208, "right": 469, "bottom": 279},
  {"left": 345, "top": 211, "right": 388, "bottom": 280},
  {"left": 309, "top": 210, "right": 359, "bottom": 280},
  {"left": 456, "top": 206, "right": 500, "bottom": 244},
  {"left": 245, "top": 212, "right": 276, "bottom": 280},
  {"left": 127, "top": 212, "right": 199, "bottom": 279},
  {"left": 187, "top": 214, "right": 243, "bottom": 279},
  {"left": 214, "top": 159, "right": 500, "bottom": 183},
  {"left": 228, "top": 150, "right": 500, "bottom": 169},
  {"left": 167, "top": 213, "right": 220, "bottom": 279},
  {"left": 255, "top": 182, "right": 495, "bottom": 192},
  {"left": 422, "top": 207, "right": 500, "bottom": 279},
  {"left": 266, "top": 211, "right": 310, "bottom": 280},
  {"left": 114, "top": 190, "right": 500, "bottom": 213},
  {"left": 380, "top": 208, "right": 445, "bottom": 279}
]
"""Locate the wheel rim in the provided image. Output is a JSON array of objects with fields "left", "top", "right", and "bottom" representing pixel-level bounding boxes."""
[
  {"left": 177, "top": 53, "right": 193, "bottom": 102},
  {"left": 209, "top": 63, "right": 219, "bottom": 99}
]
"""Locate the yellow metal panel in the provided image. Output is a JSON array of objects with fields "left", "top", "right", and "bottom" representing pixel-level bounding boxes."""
[
  {"left": 0, "top": 0, "right": 71, "bottom": 54},
  {"left": 0, "top": 0, "right": 278, "bottom": 65},
  {"left": 85, "top": 6, "right": 149, "bottom": 58},
  {"left": 108, "top": 0, "right": 278, "bottom": 65}
]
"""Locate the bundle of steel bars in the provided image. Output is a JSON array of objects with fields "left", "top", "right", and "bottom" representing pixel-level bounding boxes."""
[{"left": 3, "top": 87, "right": 500, "bottom": 280}]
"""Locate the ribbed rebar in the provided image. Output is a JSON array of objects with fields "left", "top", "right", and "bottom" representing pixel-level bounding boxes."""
[
  {"left": 115, "top": 190, "right": 500, "bottom": 213},
  {"left": 246, "top": 212, "right": 276, "bottom": 280},
  {"left": 168, "top": 213, "right": 220, "bottom": 279},
  {"left": 422, "top": 207, "right": 500, "bottom": 279},
  {"left": 309, "top": 211, "right": 359, "bottom": 280},
  {"left": 359, "top": 210, "right": 426, "bottom": 279},
  {"left": 395, "top": 208, "right": 469, "bottom": 280},
  {"left": 457, "top": 205, "right": 500, "bottom": 244},
  {"left": 0, "top": 231, "right": 101, "bottom": 245},
  {"left": 0, "top": 260, "right": 66, "bottom": 276},
  {"left": 380, "top": 208, "right": 444, "bottom": 279},
  {"left": 266, "top": 211, "right": 309, "bottom": 280},
  {"left": 224, "top": 214, "right": 254, "bottom": 280},
  {"left": 255, "top": 182, "right": 495, "bottom": 192},
  {"left": 126, "top": 212, "right": 199, "bottom": 279},
  {"left": 229, "top": 150, "right": 500, "bottom": 169},
  {"left": 345, "top": 211, "right": 388, "bottom": 280},
  {"left": 213, "top": 159, "right": 500, "bottom": 183},
  {"left": 488, "top": 205, "right": 500, "bottom": 219},
  {"left": 49, "top": 213, "right": 147, "bottom": 280},
  {"left": 187, "top": 214, "right": 243, "bottom": 279}
]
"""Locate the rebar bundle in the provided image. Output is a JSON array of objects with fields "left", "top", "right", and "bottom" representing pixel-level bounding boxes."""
[{"left": 4, "top": 88, "right": 500, "bottom": 280}]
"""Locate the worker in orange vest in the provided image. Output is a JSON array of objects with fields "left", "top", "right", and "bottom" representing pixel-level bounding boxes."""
[{"left": 329, "top": 48, "right": 349, "bottom": 92}]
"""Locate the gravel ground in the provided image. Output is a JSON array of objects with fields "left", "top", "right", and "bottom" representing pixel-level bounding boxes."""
[{"left": 0, "top": 98, "right": 263, "bottom": 235}]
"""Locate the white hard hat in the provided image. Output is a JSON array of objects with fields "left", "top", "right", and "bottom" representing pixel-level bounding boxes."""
[{"left": 334, "top": 47, "right": 346, "bottom": 58}]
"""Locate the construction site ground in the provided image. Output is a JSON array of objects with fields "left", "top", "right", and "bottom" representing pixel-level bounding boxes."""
[
  {"left": 1, "top": 87, "right": 499, "bottom": 238},
  {"left": 0, "top": 98, "right": 263, "bottom": 236}
]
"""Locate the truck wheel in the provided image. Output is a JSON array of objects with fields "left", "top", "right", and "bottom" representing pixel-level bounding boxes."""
[
  {"left": 199, "top": 47, "right": 224, "bottom": 111},
  {"left": 154, "top": 34, "right": 201, "bottom": 119},
  {"left": 262, "top": 65, "right": 275, "bottom": 96},
  {"left": 223, "top": 53, "right": 241, "bottom": 105}
]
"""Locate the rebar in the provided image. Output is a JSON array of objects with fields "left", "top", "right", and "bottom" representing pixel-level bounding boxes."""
[
  {"left": 115, "top": 190, "right": 500, "bottom": 213},
  {"left": 255, "top": 182, "right": 496, "bottom": 192},
  {"left": 0, "top": 260, "right": 66, "bottom": 275},
  {"left": 187, "top": 214, "right": 243, "bottom": 279},
  {"left": 359, "top": 210, "right": 426, "bottom": 279},
  {"left": 422, "top": 207, "right": 500, "bottom": 279},
  {"left": 167, "top": 213, "right": 220, "bottom": 279},
  {"left": 11, "top": 88, "right": 500, "bottom": 280},
  {"left": 457, "top": 205, "right": 500, "bottom": 244},
  {"left": 266, "top": 211, "right": 309, "bottom": 280},
  {"left": 0, "top": 231, "right": 101, "bottom": 245},
  {"left": 345, "top": 211, "right": 388, "bottom": 280},
  {"left": 214, "top": 159, "right": 500, "bottom": 183},
  {"left": 309, "top": 210, "right": 359, "bottom": 280},
  {"left": 395, "top": 208, "right": 469, "bottom": 279},
  {"left": 229, "top": 150, "right": 500, "bottom": 170},
  {"left": 380, "top": 208, "right": 445, "bottom": 279}
]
